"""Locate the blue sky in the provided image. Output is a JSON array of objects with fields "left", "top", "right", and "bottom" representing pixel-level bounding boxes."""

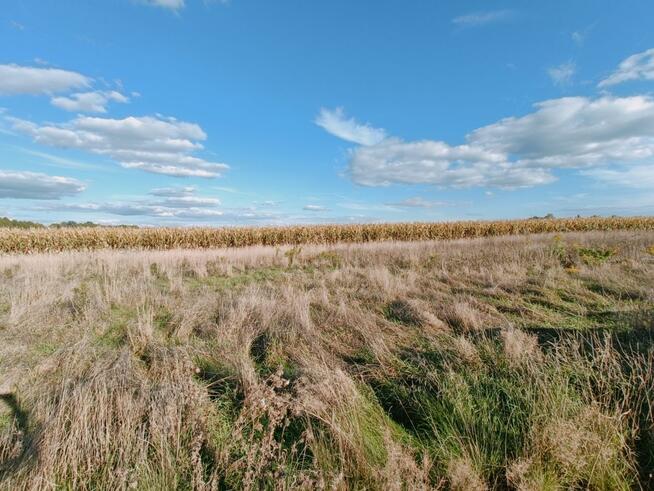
[{"left": 1, "top": 0, "right": 654, "bottom": 226}]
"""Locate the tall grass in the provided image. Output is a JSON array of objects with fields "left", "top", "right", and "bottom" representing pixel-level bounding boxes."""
[
  {"left": 0, "top": 216, "right": 653, "bottom": 253},
  {"left": 0, "top": 231, "right": 653, "bottom": 489}
]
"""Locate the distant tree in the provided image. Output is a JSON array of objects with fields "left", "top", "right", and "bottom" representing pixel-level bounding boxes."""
[
  {"left": 49, "top": 221, "right": 140, "bottom": 229},
  {"left": 0, "top": 216, "right": 44, "bottom": 228},
  {"left": 49, "top": 221, "right": 100, "bottom": 228},
  {"left": 529, "top": 213, "right": 556, "bottom": 220}
]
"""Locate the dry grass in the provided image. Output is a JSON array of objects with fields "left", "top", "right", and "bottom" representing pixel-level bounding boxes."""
[
  {"left": 0, "top": 216, "right": 653, "bottom": 253},
  {"left": 0, "top": 230, "right": 653, "bottom": 489}
]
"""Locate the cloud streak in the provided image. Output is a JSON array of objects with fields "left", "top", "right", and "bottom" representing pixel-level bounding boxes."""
[
  {"left": 303, "top": 204, "right": 328, "bottom": 212},
  {"left": 599, "top": 48, "right": 654, "bottom": 87},
  {"left": 452, "top": 10, "right": 514, "bottom": 27},
  {"left": 548, "top": 61, "right": 576, "bottom": 87},
  {"left": 385, "top": 197, "right": 453, "bottom": 209},
  {"left": 143, "top": 0, "right": 185, "bottom": 11},
  {"left": 0, "top": 170, "right": 85, "bottom": 199},
  {"left": 315, "top": 107, "right": 386, "bottom": 146}
]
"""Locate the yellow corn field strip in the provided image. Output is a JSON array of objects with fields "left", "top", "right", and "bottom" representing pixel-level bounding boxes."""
[{"left": 1, "top": 216, "right": 653, "bottom": 254}]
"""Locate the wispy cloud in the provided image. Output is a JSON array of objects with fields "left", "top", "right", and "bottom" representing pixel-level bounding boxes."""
[
  {"left": 598, "top": 47, "right": 654, "bottom": 87},
  {"left": 548, "top": 61, "right": 576, "bottom": 86},
  {"left": 452, "top": 10, "right": 514, "bottom": 28},
  {"left": 149, "top": 186, "right": 196, "bottom": 197},
  {"left": 303, "top": 204, "right": 328, "bottom": 212},
  {"left": 385, "top": 197, "right": 453, "bottom": 209},
  {"left": 19, "top": 148, "right": 105, "bottom": 171},
  {"left": 315, "top": 107, "right": 386, "bottom": 146},
  {"left": 142, "top": 0, "right": 185, "bottom": 11}
]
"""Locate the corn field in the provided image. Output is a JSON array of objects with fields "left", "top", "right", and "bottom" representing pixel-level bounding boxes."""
[{"left": 1, "top": 216, "right": 653, "bottom": 253}]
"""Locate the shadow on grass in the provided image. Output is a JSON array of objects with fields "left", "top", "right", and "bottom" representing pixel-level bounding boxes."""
[
  {"left": 0, "top": 392, "right": 37, "bottom": 479},
  {"left": 522, "top": 308, "right": 654, "bottom": 351}
]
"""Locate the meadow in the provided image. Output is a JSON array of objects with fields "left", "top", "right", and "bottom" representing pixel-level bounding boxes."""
[{"left": 0, "top": 227, "right": 653, "bottom": 490}]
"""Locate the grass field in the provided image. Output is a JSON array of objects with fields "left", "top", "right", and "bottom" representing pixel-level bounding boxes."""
[
  {"left": 0, "top": 216, "right": 653, "bottom": 253},
  {"left": 1, "top": 229, "right": 653, "bottom": 489}
]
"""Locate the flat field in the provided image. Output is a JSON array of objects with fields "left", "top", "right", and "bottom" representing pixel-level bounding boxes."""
[
  {"left": 1, "top": 216, "right": 654, "bottom": 253},
  {"left": 1, "top": 230, "right": 653, "bottom": 489}
]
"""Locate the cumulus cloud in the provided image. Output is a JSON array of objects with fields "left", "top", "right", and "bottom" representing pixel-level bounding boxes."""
[
  {"left": 452, "top": 10, "right": 514, "bottom": 27},
  {"left": 315, "top": 107, "right": 386, "bottom": 146},
  {"left": 0, "top": 64, "right": 90, "bottom": 95},
  {"left": 10, "top": 115, "right": 229, "bottom": 178},
  {"left": 548, "top": 61, "right": 576, "bottom": 86},
  {"left": 599, "top": 48, "right": 654, "bottom": 87},
  {"left": 51, "top": 90, "right": 129, "bottom": 113},
  {"left": 385, "top": 197, "right": 452, "bottom": 208},
  {"left": 303, "top": 204, "right": 328, "bottom": 212},
  {"left": 348, "top": 138, "right": 553, "bottom": 188},
  {"left": 0, "top": 170, "right": 85, "bottom": 199},
  {"left": 468, "top": 96, "right": 654, "bottom": 168},
  {"left": 321, "top": 95, "right": 654, "bottom": 189}
]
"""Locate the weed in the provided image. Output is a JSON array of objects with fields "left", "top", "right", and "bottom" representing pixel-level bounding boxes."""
[{"left": 577, "top": 246, "right": 617, "bottom": 265}]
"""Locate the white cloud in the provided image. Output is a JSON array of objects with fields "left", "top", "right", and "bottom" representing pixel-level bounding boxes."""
[
  {"left": 51, "top": 90, "right": 129, "bottom": 113},
  {"left": 323, "top": 95, "right": 654, "bottom": 190},
  {"left": 348, "top": 138, "right": 553, "bottom": 188},
  {"left": 303, "top": 204, "right": 328, "bottom": 212},
  {"left": 581, "top": 165, "right": 654, "bottom": 188},
  {"left": 0, "top": 170, "right": 85, "bottom": 199},
  {"left": 50, "top": 201, "right": 224, "bottom": 218},
  {"left": 599, "top": 48, "right": 654, "bottom": 87},
  {"left": 385, "top": 197, "right": 452, "bottom": 208},
  {"left": 43, "top": 185, "right": 224, "bottom": 220},
  {"left": 548, "top": 61, "right": 575, "bottom": 86},
  {"left": 337, "top": 202, "right": 400, "bottom": 212},
  {"left": 143, "top": 0, "right": 185, "bottom": 10},
  {"left": 161, "top": 196, "right": 221, "bottom": 207},
  {"left": 452, "top": 10, "right": 514, "bottom": 27},
  {"left": 468, "top": 96, "right": 654, "bottom": 168},
  {"left": 11, "top": 115, "right": 229, "bottom": 178},
  {"left": 43, "top": 195, "right": 285, "bottom": 224},
  {"left": 149, "top": 186, "right": 196, "bottom": 197},
  {"left": 0, "top": 64, "right": 90, "bottom": 95},
  {"left": 315, "top": 107, "right": 387, "bottom": 146}
]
